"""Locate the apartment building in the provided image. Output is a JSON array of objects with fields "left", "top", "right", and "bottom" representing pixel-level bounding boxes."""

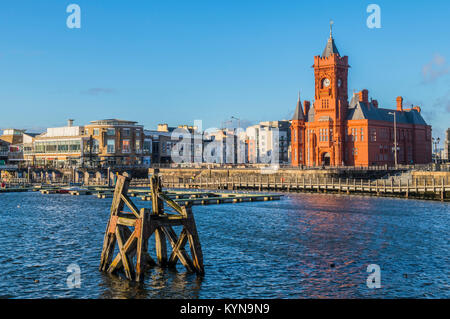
[
  {"left": 246, "top": 121, "right": 290, "bottom": 164},
  {"left": 24, "top": 119, "right": 149, "bottom": 168}
]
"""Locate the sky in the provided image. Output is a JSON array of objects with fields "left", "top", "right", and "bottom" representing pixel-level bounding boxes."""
[{"left": 0, "top": 0, "right": 449, "bottom": 143}]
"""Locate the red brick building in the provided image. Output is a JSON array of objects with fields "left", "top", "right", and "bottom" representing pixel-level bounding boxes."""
[{"left": 291, "top": 28, "right": 432, "bottom": 167}]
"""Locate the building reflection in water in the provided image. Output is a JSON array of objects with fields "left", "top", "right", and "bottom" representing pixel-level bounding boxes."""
[
  {"left": 284, "top": 193, "right": 384, "bottom": 298},
  {"left": 99, "top": 267, "right": 203, "bottom": 299}
]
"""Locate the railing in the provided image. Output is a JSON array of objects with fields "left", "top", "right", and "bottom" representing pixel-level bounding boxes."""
[
  {"left": 0, "top": 164, "right": 19, "bottom": 170},
  {"left": 159, "top": 175, "right": 449, "bottom": 201}
]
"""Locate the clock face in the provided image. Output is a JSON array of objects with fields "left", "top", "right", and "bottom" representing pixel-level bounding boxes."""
[
  {"left": 338, "top": 79, "right": 342, "bottom": 87},
  {"left": 323, "top": 78, "right": 330, "bottom": 87}
]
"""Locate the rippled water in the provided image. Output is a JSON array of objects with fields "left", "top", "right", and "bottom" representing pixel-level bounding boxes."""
[{"left": 0, "top": 191, "right": 448, "bottom": 298}]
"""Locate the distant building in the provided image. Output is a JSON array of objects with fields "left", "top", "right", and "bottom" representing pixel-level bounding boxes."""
[
  {"left": 24, "top": 119, "right": 149, "bottom": 168},
  {"left": 444, "top": 128, "right": 450, "bottom": 161},
  {"left": 291, "top": 27, "right": 432, "bottom": 167},
  {"left": 148, "top": 123, "right": 200, "bottom": 164},
  {"left": 84, "top": 119, "right": 146, "bottom": 167},
  {"left": 0, "top": 129, "right": 41, "bottom": 167},
  {"left": 246, "top": 121, "right": 290, "bottom": 164},
  {"left": 0, "top": 140, "right": 9, "bottom": 165}
]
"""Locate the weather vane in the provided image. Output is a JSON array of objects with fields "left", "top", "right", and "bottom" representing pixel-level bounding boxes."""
[{"left": 330, "top": 19, "right": 334, "bottom": 38}]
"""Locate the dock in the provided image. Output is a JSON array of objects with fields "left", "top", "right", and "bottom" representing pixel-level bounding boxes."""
[
  {"left": 33, "top": 184, "right": 282, "bottom": 205},
  {"left": 160, "top": 176, "right": 450, "bottom": 202},
  {"left": 139, "top": 191, "right": 282, "bottom": 206}
]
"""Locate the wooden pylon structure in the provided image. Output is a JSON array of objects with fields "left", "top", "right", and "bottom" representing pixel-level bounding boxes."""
[{"left": 99, "top": 173, "right": 204, "bottom": 281}]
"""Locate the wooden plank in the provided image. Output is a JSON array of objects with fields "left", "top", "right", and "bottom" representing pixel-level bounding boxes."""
[
  {"left": 120, "top": 194, "right": 141, "bottom": 218},
  {"left": 163, "top": 227, "right": 194, "bottom": 272},
  {"left": 107, "top": 227, "right": 137, "bottom": 274},
  {"left": 99, "top": 175, "right": 130, "bottom": 271},
  {"left": 158, "top": 192, "right": 184, "bottom": 215},
  {"left": 115, "top": 227, "right": 135, "bottom": 280},
  {"left": 117, "top": 217, "right": 137, "bottom": 227},
  {"left": 182, "top": 207, "right": 204, "bottom": 275},
  {"left": 154, "top": 227, "right": 167, "bottom": 266}
]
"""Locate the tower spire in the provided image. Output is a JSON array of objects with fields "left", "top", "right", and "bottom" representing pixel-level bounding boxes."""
[
  {"left": 330, "top": 19, "right": 334, "bottom": 38},
  {"left": 292, "top": 91, "right": 305, "bottom": 121},
  {"left": 322, "top": 20, "right": 340, "bottom": 57}
]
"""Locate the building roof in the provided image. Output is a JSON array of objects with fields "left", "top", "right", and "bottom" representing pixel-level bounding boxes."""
[
  {"left": 292, "top": 92, "right": 305, "bottom": 121},
  {"left": 347, "top": 96, "right": 428, "bottom": 125},
  {"left": 88, "top": 119, "right": 139, "bottom": 126},
  {"left": 24, "top": 133, "right": 41, "bottom": 138},
  {"left": 322, "top": 36, "right": 340, "bottom": 57},
  {"left": 307, "top": 104, "right": 315, "bottom": 122}
]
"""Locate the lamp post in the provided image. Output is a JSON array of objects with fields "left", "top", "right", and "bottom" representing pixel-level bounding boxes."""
[
  {"left": 231, "top": 116, "right": 241, "bottom": 131},
  {"left": 388, "top": 112, "right": 398, "bottom": 168},
  {"left": 432, "top": 137, "right": 440, "bottom": 164}
]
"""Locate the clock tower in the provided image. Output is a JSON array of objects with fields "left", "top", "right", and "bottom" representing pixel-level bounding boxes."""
[{"left": 310, "top": 21, "right": 350, "bottom": 166}]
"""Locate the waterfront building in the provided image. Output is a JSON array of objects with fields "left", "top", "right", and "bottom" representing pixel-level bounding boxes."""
[
  {"left": 147, "top": 123, "right": 200, "bottom": 164},
  {"left": 246, "top": 121, "right": 290, "bottom": 164},
  {"left": 83, "top": 119, "right": 146, "bottom": 167},
  {"left": 444, "top": 128, "right": 450, "bottom": 161},
  {"left": 291, "top": 27, "right": 432, "bottom": 167},
  {"left": 23, "top": 119, "right": 149, "bottom": 168},
  {"left": 0, "top": 140, "right": 9, "bottom": 165},
  {"left": 0, "top": 129, "right": 40, "bottom": 166}
]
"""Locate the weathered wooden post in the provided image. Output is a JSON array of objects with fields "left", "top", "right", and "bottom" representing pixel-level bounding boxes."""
[
  {"left": 99, "top": 173, "right": 205, "bottom": 281},
  {"left": 406, "top": 179, "right": 409, "bottom": 198}
]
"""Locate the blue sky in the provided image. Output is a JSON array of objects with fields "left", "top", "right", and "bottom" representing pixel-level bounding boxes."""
[{"left": 0, "top": 0, "right": 449, "bottom": 141}]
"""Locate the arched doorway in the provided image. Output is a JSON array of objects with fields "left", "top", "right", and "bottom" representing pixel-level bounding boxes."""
[{"left": 321, "top": 152, "right": 331, "bottom": 166}]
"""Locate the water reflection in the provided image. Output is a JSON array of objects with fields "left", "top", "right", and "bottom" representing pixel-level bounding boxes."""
[
  {"left": 99, "top": 267, "right": 203, "bottom": 299},
  {"left": 0, "top": 192, "right": 448, "bottom": 298}
]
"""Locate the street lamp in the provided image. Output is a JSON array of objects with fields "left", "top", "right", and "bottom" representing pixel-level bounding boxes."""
[
  {"left": 231, "top": 116, "right": 241, "bottom": 131},
  {"left": 432, "top": 137, "right": 441, "bottom": 164},
  {"left": 388, "top": 112, "right": 398, "bottom": 168}
]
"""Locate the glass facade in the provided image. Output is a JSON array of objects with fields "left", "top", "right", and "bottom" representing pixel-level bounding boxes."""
[{"left": 32, "top": 140, "right": 81, "bottom": 154}]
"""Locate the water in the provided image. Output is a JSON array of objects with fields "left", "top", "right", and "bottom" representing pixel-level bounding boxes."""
[{"left": 0, "top": 191, "right": 448, "bottom": 298}]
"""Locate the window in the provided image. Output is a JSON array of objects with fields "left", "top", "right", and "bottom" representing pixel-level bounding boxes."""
[
  {"left": 135, "top": 140, "right": 141, "bottom": 153},
  {"left": 107, "top": 128, "right": 115, "bottom": 136},
  {"left": 107, "top": 139, "right": 115, "bottom": 153},
  {"left": 143, "top": 139, "right": 152, "bottom": 153},
  {"left": 360, "top": 128, "right": 364, "bottom": 141},
  {"left": 321, "top": 99, "right": 330, "bottom": 109},
  {"left": 58, "top": 144, "right": 68, "bottom": 152},
  {"left": 123, "top": 128, "right": 130, "bottom": 137},
  {"left": 92, "top": 139, "right": 99, "bottom": 153},
  {"left": 122, "top": 139, "right": 131, "bottom": 153},
  {"left": 370, "top": 128, "right": 377, "bottom": 142},
  {"left": 93, "top": 128, "right": 100, "bottom": 136}
]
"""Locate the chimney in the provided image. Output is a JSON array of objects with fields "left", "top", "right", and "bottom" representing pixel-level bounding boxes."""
[
  {"left": 372, "top": 99, "right": 378, "bottom": 108},
  {"left": 358, "top": 89, "right": 369, "bottom": 103},
  {"left": 396, "top": 96, "right": 403, "bottom": 111},
  {"left": 303, "top": 101, "right": 311, "bottom": 117},
  {"left": 68, "top": 119, "right": 74, "bottom": 127},
  {"left": 413, "top": 106, "right": 421, "bottom": 113},
  {"left": 157, "top": 124, "right": 169, "bottom": 132}
]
